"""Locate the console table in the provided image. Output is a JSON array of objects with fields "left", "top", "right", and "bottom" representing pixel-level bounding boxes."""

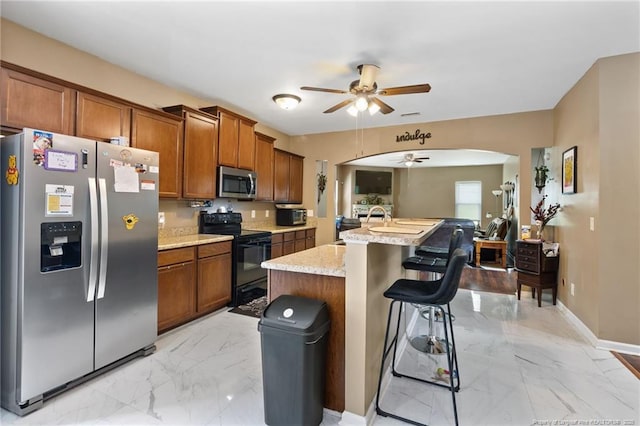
[{"left": 515, "top": 240, "right": 559, "bottom": 307}]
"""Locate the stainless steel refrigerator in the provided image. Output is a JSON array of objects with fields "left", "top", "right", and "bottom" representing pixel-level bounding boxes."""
[{"left": 1, "top": 129, "right": 159, "bottom": 415}]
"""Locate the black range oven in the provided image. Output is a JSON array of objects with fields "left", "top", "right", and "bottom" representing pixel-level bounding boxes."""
[{"left": 199, "top": 212, "right": 271, "bottom": 307}]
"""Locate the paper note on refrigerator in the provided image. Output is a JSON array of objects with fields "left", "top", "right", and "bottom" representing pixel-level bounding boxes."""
[
  {"left": 45, "top": 184, "right": 74, "bottom": 216},
  {"left": 114, "top": 165, "right": 140, "bottom": 193}
]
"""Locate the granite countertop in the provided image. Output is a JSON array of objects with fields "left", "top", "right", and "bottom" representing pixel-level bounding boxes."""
[
  {"left": 245, "top": 223, "right": 316, "bottom": 234},
  {"left": 339, "top": 218, "right": 443, "bottom": 246},
  {"left": 261, "top": 244, "right": 346, "bottom": 277},
  {"left": 158, "top": 234, "right": 234, "bottom": 251}
]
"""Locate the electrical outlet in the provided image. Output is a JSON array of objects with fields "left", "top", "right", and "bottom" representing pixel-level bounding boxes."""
[
  {"left": 265, "top": 210, "right": 269, "bottom": 218},
  {"left": 251, "top": 210, "right": 256, "bottom": 219},
  {"left": 308, "top": 209, "right": 314, "bottom": 217},
  {"left": 158, "top": 212, "right": 165, "bottom": 229},
  {"left": 570, "top": 282, "right": 575, "bottom": 296},
  {"left": 590, "top": 217, "right": 595, "bottom": 231}
]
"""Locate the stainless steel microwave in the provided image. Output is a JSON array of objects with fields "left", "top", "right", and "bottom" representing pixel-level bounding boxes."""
[
  {"left": 276, "top": 208, "right": 307, "bottom": 226},
  {"left": 218, "top": 166, "right": 257, "bottom": 199}
]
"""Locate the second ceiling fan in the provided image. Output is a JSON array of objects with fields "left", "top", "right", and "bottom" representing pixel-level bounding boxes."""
[{"left": 301, "top": 64, "right": 431, "bottom": 115}]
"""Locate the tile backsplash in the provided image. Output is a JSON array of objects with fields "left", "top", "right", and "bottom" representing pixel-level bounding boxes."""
[{"left": 159, "top": 198, "right": 280, "bottom": 236}]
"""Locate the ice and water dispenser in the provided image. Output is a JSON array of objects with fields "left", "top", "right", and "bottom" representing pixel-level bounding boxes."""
[{"left": 40, "top": 221, "right": 82, "bottom": 272}]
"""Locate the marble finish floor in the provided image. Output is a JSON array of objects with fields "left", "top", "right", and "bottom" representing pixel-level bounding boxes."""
[{"left": 1, "top": 289, "right": 638, "bottom": 425}]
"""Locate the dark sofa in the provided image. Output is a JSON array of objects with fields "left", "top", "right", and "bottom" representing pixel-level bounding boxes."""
[{"left": 416, "top": 218, "right": 476, "bottom": 263}]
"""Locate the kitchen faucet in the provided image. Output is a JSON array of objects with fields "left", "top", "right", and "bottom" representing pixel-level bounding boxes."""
[{"left": 365, "top": 205, "right": 390, "bottom": 226}]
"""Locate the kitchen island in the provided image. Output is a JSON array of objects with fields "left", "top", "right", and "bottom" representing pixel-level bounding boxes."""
[
  {"left": 261, "top": 218, "right": 442, "bottom": 424},
  {"left": 261, "top": 244, "right": 346, "bottom": 412}
]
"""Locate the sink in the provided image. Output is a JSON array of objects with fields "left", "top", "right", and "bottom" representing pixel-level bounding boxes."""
[{"left": 368, "top": 226, "right": 423, "bottom": 234}]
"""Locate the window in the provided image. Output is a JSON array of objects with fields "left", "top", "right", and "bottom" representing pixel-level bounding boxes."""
[{"left": 455, "top": 181, "right": 481, "bottom": 226}]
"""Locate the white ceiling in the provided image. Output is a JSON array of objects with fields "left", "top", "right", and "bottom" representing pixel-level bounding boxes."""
[{"left": 2, "top": 1, "right": 638, "bottom": 141}]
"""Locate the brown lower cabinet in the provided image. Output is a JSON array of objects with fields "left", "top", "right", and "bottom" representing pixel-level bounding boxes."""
[
  {"left": 270, "top": 228, "right": 315, "bottom": 259},
  {"left": 157, "top": 247, "right": 196, "bottom": 332},
  {"left": 158, "top": 241, "right": 232, "bottom": 334}
]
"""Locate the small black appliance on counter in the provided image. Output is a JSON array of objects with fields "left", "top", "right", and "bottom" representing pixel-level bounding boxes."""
[{"left": 275, "top": 206, "right": 307, "bottom": 226}]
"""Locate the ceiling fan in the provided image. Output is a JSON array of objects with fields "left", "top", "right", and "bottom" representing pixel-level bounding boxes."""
[
  {"left": 399, "top": 153, "right": 430, "bottom": 167},
  {"left": 300, "top": 64, "right": 431, "bottom": 115}
]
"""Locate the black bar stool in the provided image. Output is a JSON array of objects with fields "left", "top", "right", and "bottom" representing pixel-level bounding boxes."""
[
  {"left": 375, "top": 248, "right": 467, "bottom": 426},
  {"left": 402, "top": 228, "right": 464, "bottom": 355},
  {"left": 403, "top": 227, "right": 464, "bottom": 276}
]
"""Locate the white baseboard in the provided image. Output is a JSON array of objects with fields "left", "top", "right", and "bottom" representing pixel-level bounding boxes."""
[{"left": 557, "top": 300, "right": 640, "bottom": 355}]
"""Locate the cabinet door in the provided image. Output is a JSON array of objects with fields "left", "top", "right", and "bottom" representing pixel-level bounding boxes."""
[
  {"left": 197, "top": 252, "right": 232, "bottom": 313},
  {"left": 306, "top": 228, "right": 316, "bottom": 249},
  {"left": 217, "top": 111, "right": 239, "bottom": 167},
  {"left": 289, "top": 154, "right": 304, "bottom": 203},
  {"left": 76, "top": 92, "right": 131, "bottom": 141},
  {"left": 1, "top": 67, "right": 74, "bottom": 134},
  {"left": 283, "top": 241, "right": 295, "bottom": 256},
  {"left": 254, "top": 133, "right": 274, "bottom": 201},
  {"left": 237, "top": 119, "right": 255, "bottom": 171},
  {"left": 271, "top": 243, "right": 283, "bottom": 259},
  {"left": 273, "top": 149, "right": 290, "bottom": 202},
  {"left": 183, "top": 111, "right": 218, "bottom": 199},
  {"left": 158, "top": 261, "right": 196, "bottom": 333},
  {"left": 131, "top": 109, "right": 183, "bottom": 198},
  {"left": 294, "top": 239, "right": 306, "bottom": 253}
]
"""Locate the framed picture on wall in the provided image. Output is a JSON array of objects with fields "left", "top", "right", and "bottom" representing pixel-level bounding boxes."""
[{"left": 562, "top": 146, "right": 577, "bottom": 194}]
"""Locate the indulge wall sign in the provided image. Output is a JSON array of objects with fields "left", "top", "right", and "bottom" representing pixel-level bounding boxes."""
[{"left": 395, "top": 129, "right": 432, "bottom": 144}]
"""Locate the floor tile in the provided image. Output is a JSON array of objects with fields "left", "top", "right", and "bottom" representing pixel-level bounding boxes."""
[{"left": 1, "top": 289, "right": 638, "bottom": 425}]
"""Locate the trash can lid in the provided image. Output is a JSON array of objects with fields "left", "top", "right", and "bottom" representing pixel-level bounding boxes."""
[{"left": 259, "top": 295, "right": 330, "bottom": 335}]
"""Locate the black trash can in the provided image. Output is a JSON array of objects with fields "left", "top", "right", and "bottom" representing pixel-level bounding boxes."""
[{"left": 258, "top": 295, "right": 330, "bottom": 426}]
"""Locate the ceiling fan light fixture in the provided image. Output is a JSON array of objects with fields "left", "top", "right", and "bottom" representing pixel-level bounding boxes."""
[
  {"left": 368, "top": 102, "right": 380, "bottom": 115},
  {"left": 355, "top": 96, "right": 369, "bottom": 112},
  {"left": 272, "top": 94, "right": 301, "bottom": 110},
  {"left": 347, "top": 105, "right": 358, "bottom": 117},
  {"left": 404, "top": 160, "right": 414, "bottom": 167}
]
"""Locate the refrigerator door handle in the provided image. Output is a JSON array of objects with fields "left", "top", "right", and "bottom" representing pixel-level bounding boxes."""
[
  {"left": 87, "top": 177, "right": 99, "bottom": 302},
  {"left": 97, "top": 178, "right": 109, "bottom": 299}
]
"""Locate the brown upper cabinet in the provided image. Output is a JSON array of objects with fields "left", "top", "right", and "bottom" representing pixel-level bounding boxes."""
[
  {"left": 1, "top": 66, "right": 74, "bottom": 135},
  {"left": 200, "top": 106, "right": 257, "bottom": 170},
  {"left": 131, "top": 109, "right": 183, "bottom": 198},
  {"left": 254, "top": 132, "right": 275, "bottom": 201},
  {"left": 274, "top": 148, "right": 304, "bottom": 203},
  {"left": 163, "top": 105, "right": 219, "bottom": 200},
  {"left": 76, "top": 92, "right": 131, "bottom": 142}
]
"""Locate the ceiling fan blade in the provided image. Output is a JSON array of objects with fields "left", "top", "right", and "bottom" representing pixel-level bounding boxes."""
[
  {"left": 323, "top": 99, "right": 353, "bottom": 114},
  {"left": 416, "top": 157, "right": 430, "bottom": 160},
  {"left": 370, "top": 97, "right": 394, "bottom": 114},
  {"left": 378, "top": 84, "right": 431, "bottom": 96},
  {"left": 357, "top": 64, "right": 380, "bottom": 90},
  {"left": 300, "top": 86, "right": 348, "bottom": 94}
]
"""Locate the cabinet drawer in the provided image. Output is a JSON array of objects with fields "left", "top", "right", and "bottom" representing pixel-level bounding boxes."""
[
  {"left": 517, "top": 254, "right": 538, "bottom": 265},
  {"left": 158, "top": 247, "right": 195, "bottom": 267},
  {"left": 516, "top": 259, "right": 539, "bottom": 274},
  {"left": 283, "top": 232, "right": 295, "bottom": 242},
  {"left": 295, "top": 230, "right": 306, "bottom": 240},
  {"left": 306, "top": 228, "right": 316, "bottom": 238},
  {"left": 271, "top": 233, "right": 283, "bottom": 244},
  {"left": 517, "top": 247, "right": 538, "bottom": 257},
  {"left": 198, "top": 241, "right": 232, "bottom": 258}
]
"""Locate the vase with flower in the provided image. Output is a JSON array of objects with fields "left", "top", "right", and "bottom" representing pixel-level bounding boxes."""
[{"left": 530, "top": 196, "right": 560, "bottom": 241}]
